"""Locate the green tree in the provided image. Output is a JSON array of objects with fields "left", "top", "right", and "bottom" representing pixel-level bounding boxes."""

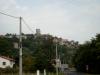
[{"left": 73, "top": 34, "right": 100, "bottom": 73}]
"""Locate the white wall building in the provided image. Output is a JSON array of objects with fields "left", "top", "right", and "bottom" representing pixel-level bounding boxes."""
[{"left": 0, "top": 56, "right": 15, "bottom": 68}]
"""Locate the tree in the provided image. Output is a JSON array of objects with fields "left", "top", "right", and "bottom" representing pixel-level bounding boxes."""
[
  {"left": 73, "top": 34, "right": 100, "bottom": 73},
  {"left": 0, "top": 37, "right": 13, "bottom": 56}
]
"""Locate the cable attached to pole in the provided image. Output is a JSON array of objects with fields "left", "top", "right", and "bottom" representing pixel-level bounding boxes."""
[
  {"left": 0, "top": 11, "right": 19, "bottom": 19},
  {"left": 22, "top": 18, "right": 34, "bottom": 33}
]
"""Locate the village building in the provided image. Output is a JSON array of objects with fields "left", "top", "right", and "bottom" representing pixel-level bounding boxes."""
[{"left": 0, "top": 56, "right": 15, "bottom": 68}]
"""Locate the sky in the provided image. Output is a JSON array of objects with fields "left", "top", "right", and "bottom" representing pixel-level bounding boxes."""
[{"left": 0, "top": 0, "right": 100, "bottom": 44}]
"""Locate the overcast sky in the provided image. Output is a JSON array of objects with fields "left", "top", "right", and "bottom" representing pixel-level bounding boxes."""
[{"left": 0, "top": 0, "right": 100, "bottom": 44}]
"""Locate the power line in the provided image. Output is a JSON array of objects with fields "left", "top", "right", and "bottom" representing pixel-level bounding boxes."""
[
  {"left": 0, "top": 11, "right": 34, "bottom": 33},
  {"left": 0, "top": 11, "right": 19, "bottom": 19},
  {"left": 22, "top": 18, "right": 34, "bottom": 33}
]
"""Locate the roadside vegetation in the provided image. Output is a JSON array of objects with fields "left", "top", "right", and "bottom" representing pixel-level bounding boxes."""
[{"left": 73, "top": 34, "right": 100, "bottom": 74}]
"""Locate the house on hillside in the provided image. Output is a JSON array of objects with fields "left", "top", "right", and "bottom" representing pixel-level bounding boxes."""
[{"left": 0, "top": 56, "right": 15, "bottom": 68}]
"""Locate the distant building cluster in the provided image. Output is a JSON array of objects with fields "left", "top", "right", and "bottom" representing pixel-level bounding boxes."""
[
  {"left": 0, "top": 29, "right": 79, "bottom": 49},
  {"left": 53, "top": 37, "right": 79, "bottom": 64},
  {"left": 54, "top": 38, "right": 78, "bottom": 48}
]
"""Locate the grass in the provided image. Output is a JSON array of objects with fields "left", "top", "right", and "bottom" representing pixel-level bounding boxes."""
[
  {"left": 0, "top": 72, "right": 99, "bottom": 75},
  {"left": 0, "top": 72, "right": 64, "bottom": 75},
  {"left": 0, "top": 73, "right": 36, "bottom": 75}
]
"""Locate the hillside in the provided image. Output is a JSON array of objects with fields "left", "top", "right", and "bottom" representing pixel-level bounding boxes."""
[{"left": 0, "top": 33, "right": 78, "bottom": 72}]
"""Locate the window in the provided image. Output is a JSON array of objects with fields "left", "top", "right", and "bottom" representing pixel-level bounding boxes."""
[{"left": 2, "top": 62, "right": 6, "bottom": 65}]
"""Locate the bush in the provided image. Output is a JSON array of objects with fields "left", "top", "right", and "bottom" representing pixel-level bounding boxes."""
[{"left": 0, "top": 66, "right": 19, "bottom": 73}]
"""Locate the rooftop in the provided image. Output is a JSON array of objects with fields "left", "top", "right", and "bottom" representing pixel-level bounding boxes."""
[{"left": 0, "top": 56, "right": 15, "bottom": 61}]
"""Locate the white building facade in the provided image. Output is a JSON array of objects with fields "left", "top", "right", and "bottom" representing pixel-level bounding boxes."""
[{"left": 0, "top": 56, "right": 15, "bottom": 68}]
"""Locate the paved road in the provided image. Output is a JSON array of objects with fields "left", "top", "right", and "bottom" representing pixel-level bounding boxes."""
[{"left": 64, "top": 71, "right": 88, "bottom": 75}]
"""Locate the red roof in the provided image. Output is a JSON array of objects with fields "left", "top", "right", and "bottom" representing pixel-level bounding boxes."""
[{"left": 0, "top": 56, "right": 15, "bottom": 61}]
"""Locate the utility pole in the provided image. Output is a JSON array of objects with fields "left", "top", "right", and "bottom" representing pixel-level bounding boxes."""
[
  {"left": 19, "top": 17, "right": 22, "bottom": 75},
  {"left": 56, "top": 40, "right": 58, "bottom": 75}
]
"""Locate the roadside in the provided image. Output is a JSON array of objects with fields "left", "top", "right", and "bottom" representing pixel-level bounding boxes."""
[{"left": 63, "top": 69, "right": 100, "bottom": 75}]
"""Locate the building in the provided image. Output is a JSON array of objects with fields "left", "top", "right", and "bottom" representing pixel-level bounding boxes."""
[
  {"left": 0, "top": 56, "right": 15, "bottom": 68},
  {"left": 36, "top": 29, "right": 41, "bottom": 36}
]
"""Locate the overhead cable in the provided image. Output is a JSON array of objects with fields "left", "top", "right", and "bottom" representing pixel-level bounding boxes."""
[
  {"left": 22, "top": 18, "right": 34, "bottom": 33},
  {"left": 0, "top": 11, "right": 19, "bottom": 19}
]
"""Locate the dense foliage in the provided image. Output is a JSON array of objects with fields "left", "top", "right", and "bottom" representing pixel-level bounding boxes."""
[
  {"left": 0, "top": 34, "right": 77, "bottom": 72},
  {"left": 73, "top": 34, "right": 100, "bottom": 74}
]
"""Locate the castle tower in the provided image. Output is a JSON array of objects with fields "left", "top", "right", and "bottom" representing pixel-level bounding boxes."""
[{"left": 36, "top": 29, "right": 41, "bottom": 36}]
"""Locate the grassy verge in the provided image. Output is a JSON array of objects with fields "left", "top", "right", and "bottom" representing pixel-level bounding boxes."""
[{"left": 0, "top": 72, "right": 64, "bottom": 75}]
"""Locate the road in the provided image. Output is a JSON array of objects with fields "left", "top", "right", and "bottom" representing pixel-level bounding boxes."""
[{"left": 64, "top": 71, "right": 88, "bottom": 75}]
